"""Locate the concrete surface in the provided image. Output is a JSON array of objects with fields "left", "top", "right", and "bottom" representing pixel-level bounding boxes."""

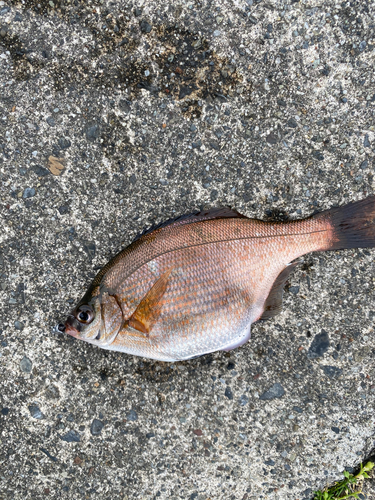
[{"left": 0, "top": 0, "right": 375, "bottom": 499}]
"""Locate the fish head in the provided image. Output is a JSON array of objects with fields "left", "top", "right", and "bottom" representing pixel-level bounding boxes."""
[{"left": 64, "top": 287, "right": 123, "bottom": 347}]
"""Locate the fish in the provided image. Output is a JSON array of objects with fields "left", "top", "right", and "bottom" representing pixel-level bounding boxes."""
[{"left": 63, "top": 196, "right": 375, "bottom": 362}]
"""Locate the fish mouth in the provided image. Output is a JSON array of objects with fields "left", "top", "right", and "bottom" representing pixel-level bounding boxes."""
[{"left": 64, "top": 317, "right": 82, "bottom": 337}]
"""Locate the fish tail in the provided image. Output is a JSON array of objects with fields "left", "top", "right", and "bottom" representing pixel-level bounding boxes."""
[{"left": 316, "top": 195, "right": 375, "bottom": 250}]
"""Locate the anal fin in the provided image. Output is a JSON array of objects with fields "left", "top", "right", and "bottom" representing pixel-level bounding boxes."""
[{"left": 260, "top": 260, "right": 301, "bottom": 321}]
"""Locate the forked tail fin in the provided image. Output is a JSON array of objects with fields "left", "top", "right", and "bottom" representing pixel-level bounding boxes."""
[{"left": 316, "top": 195, "right": 375, "bottom": 250}]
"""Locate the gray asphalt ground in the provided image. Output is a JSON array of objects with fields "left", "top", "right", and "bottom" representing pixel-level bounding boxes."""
[{"left": 1, "top": 0, "right": 375, "bottom": 499}]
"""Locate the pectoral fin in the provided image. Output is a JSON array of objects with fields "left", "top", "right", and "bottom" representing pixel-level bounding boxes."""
[
  {"left": 126, "top": 268, "right": 173, "bottom": 335},
  {"left": 260, "top": 260, "right": 301, "bottom": 320}
]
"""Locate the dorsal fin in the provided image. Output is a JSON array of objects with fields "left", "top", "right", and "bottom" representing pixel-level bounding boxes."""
[
  {"left": 125, "top": 268, "right": 173, "bottom": 335},
  {"left": 260, "top": 260, "right": 300, "bottom": 321},
  {"left": 132, "top": 207, "right": 247, "bottom": 243}
]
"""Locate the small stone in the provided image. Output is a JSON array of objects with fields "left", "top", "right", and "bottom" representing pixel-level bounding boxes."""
[
  {"left": 331, "top": 426, "right": 340, "bottom": 434},
  {"left": 58, "top": 137, "right": 71, "bottom": 149},
  {"left": 293, "top": 406, "right": 303, "bottom": 413},
  {"left": 140, "top": 20, "right": 152, "bottom": 33},
  {"left": 60, "top": 430, "right": 81, "bottom": 442},
  {"left": 126, "top": 409, "right": 138, "bottom": 421},
  {"left": 90, "top": 419, "right": 104, "bottom": 436},
  {"left": 58, "top": 206, "right": 69, "bottom": 215},
  {"left": 266, "top": 133, "right": 278, "bottom": 144},
  {"left": 264, "top": 459, "right": 275, "bottom": 466},
  {"left": 23, "top": 187, "right": 36, "bottom": 198},
  {"left": 86, "top": 125, "right": 100, "bottom": 141},
  {"left": 227, "top": 362, "right": 235, "bottom": 370},
  {"left": 46, "top": 117, "right": 55, "bottom": 126},
  {"left": 225, "top": 386, "right": 233, "bottom": 400},
  {"left": 360, "top": 160, "right": 368, "bottom": 169},
  {"left": 286, "top": 118, "right": 297, "bottom": 128},
  {"left": 307, "top": 330, "right": 330, "bottom": 359},
  {"left": 32, "top": 165, "right": 49, "bottom": 176},
  {"left": 213, "top": 30, "right": 221, "bottom": 37},
  {"left": 364, "top": 134, "right": 371, "bottom": 148},
  {"left": 320, "top": 365, "right": 343, "bottom": 379},
  {"left": 239, "top": 395, "right": 249, "bottom": 406},
  {"left": 193, "top": 429, "right": 203, "bottom": 436},
  {"left": 14, "top": 320, "right": 24, "bottom": 330},
  {"left": 210, "top": 189, "right": 218, "bottom": 201},
  {"left": 312, "top": 150, "right": 324, "bottom": 161},
  {"left": 259, "top": 383, "right": 285, "bottom": 400},
  {"left": 146, "top": 432, "right": 155, "bottom": 438},
  {"left": 20, "top": 356, "right": 32, "bottom": 373},
  {"left": 192, "top": 140, "right": 202, "bottom": 149},
  {"left": 144, "top": 69, "right": 150, "bottom": 77},
  {"left": 1, "top": 407, "right": 9, "bottom": 415},
  {"left": 28, "top": 403, "right": 44, "bottom": 420},
  {"left": 289, "top": 286, "right": 300, "bottom": 295}
]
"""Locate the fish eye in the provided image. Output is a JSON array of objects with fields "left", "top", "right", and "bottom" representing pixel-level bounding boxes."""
[{"left": 76, "top": 305, "right": 94, "bottom": 324}]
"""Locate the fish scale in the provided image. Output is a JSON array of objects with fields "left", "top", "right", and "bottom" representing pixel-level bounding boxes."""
[{"left": 64, "top": 198, "right": 375, "bottom": 361}]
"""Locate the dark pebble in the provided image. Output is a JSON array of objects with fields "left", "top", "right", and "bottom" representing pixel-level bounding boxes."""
[
  {"left": 127, "top": 409, "right": 138, "bottom": 421},
  {"left": 289, "top": 286, "right": 299, "bottom": 295},
  {"left": 266, "top": 133, "right": 278, "bottom": 144},
  {"left": 20, "top": 356, "right": 32, "bottom": 373},
  {"left": 360, "top": 160, "right": 368, "bottom": 169},
  {"left": 192, "top": 140, "right": 202, "bottom": 149},
  {"left": 210, "top": 189, "right": 218, "bottom": 201},
  {"left": 286, "top": 118, "right": 297, "bottom": 128},
  {"left": 259, "top": 382, "right": 285, "bottom": 400},
  {"left": 264, "top": 459, "right": 275, "bottom": 466},
  {"left": 227, "top": 362, "right": 235, "bottom": 370},
  {"left": 1, "top": 407, "right": 9, "bottom": 415},
  {"left": 14, "top": 320, "right": 24, "bottom": 330},
  {"left": 277, "top": 99, "right": 287, "bottom": 107},
  {"left": 364, "top": 134, "right": 371, "bottom": 148},
  {"left": 46, "top": 116, "right": 56, "bottom": 126},
  {"left": 307, "top": 330, "right": 330, "bottom": 359},
  {"left": 90, "top": 419, "right": 104, "bottom": 436},
  {"left": 312, "top": 150, "right": 324, "bottom": 161},
  {"left": 82, "top": 240, "right": 96, "bottom": 259},
  {"left": 58, "top": 137, "right": 71, "bottom": 149},
  {"left": 320, "top": 365, "right": 343, "bottom": 379},
  {"left": 239, "top": 395, "right": 249, "bottom": 406},
  {"left": 40, "top": 447, "right": 58, "bottom": 462},
  {"left": 58, "top": 206, "right": 69, "bottom": 215},
  {"left": 85, "top": 124, "right": 100, "bottom": 141},
  {"left": 28, "top": 403, "right": 44, "bottom": 420},
  {"left": 341, "top": 97, "right": 348, "bottom": 103},
  {"left": 23, "top": 187, "right": 36, "bottom": 198},
  {"left": 119, "top": 99, "right": 131, "bottom": 112},
  {"left": 60, "top": 430, "right": 81, "bottom": 442},
  {"left": 225, "top": 386, "right": 233, "bottom": 400},
  {"left": 32, "top": 165, "right": 49, "bottom": 176},
  {"left": 293, "top": 406, "right": 303, "bottom": 413},
  {"left": 146, "top": 432, "right": 155, "bottom": 438},
  {"left": 331, "top": 426, "right": 340, "bottom": 434},
  {"left": 118, "top": 37, "right": 129, "bottom": 47},
  {"left": 140, "top": 20, "right": 152, "bottom": 33},
  {"left": 14, "top": 12, "right": 23, "bottom": 22},
  {"left": 130, "top": 174, "right": 137, "bottom": 185}
]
